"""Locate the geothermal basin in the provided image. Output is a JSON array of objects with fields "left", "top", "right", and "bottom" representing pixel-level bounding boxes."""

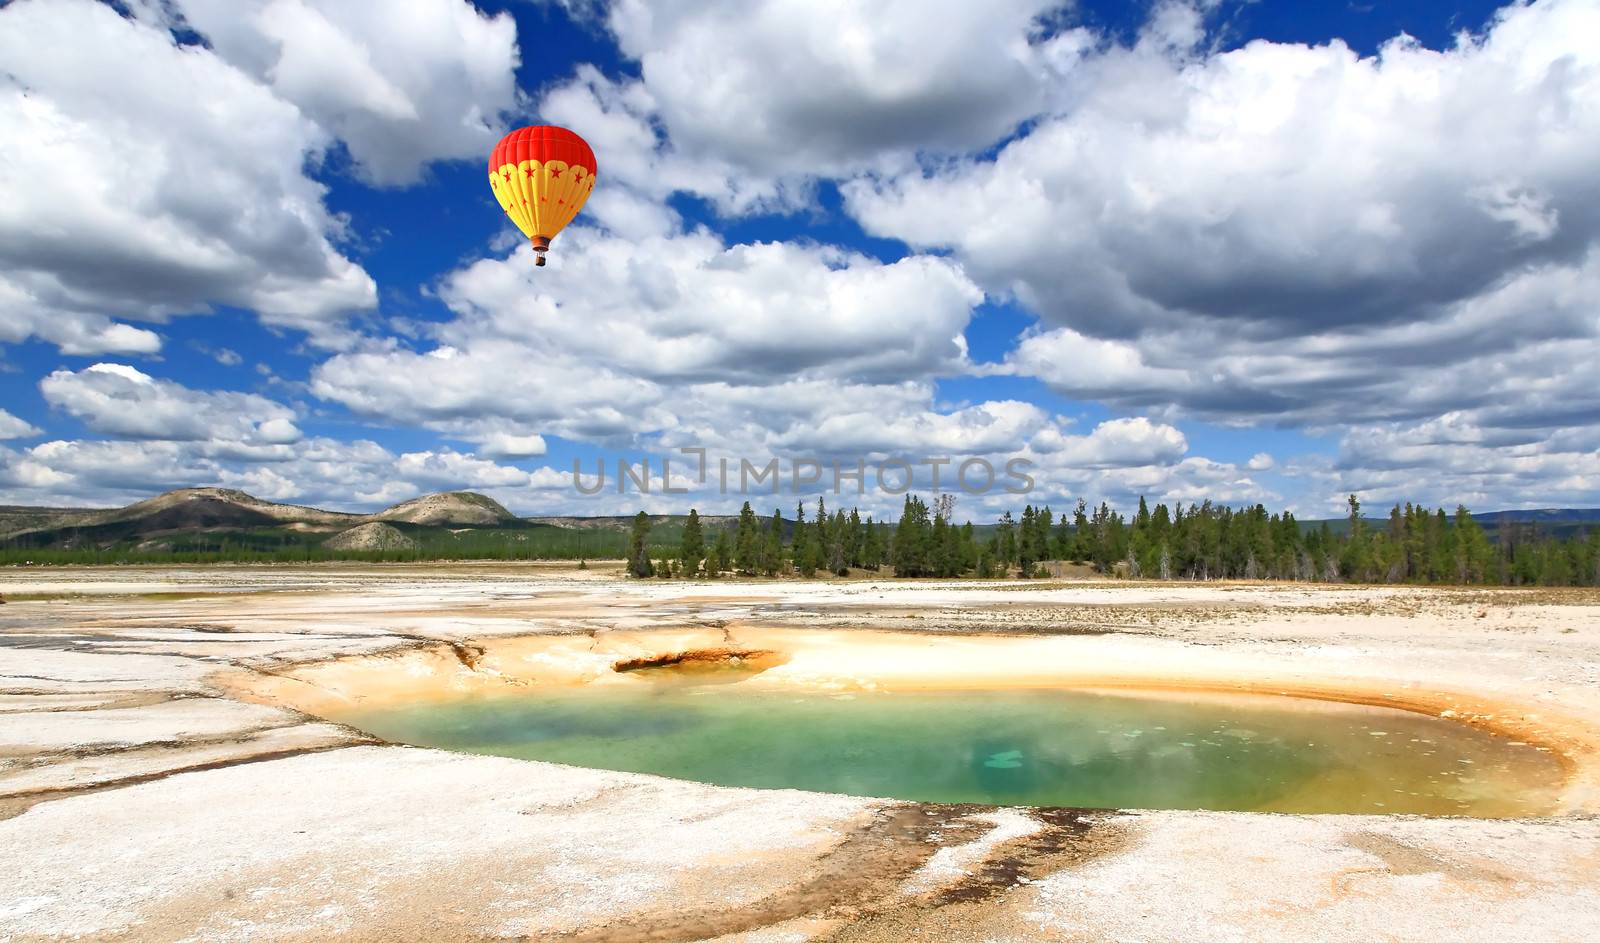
[
  {"left": 9, "top": 569, "right": 1600, "bottom": 942},
  {"left": 241, "top": 625, "right": 1579, "bottom": 818}
]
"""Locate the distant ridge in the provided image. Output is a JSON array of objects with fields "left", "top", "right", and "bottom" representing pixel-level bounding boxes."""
[
  {"left": 1301, "top": 508, "right": 1600, "bottom": 542},
  {"left": 529, "top": 513, "right": 739, "bottom": 531},
  {"left": 95, "top": 487, "right": 362, "bottom": 528},
  {"left": 372, "top": 491, "right": 516, "bottom": 526},
  {"left": 2, "top": 486, "right": 1597, "bottom": 556},
  {"left": 1475, "top": 508, "right": 1600, "bottom": 523}
]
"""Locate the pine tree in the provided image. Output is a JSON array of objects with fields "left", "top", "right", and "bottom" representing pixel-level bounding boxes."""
[
  {"left": 893, "top": 496, "right": 933, "bottom": 576},
  {"left": 709, "top": 528, "right": 732, "bottom": 577},
  {"left": 734, "top": 501, "right": 758, "bottom": 574},
  {"left": 1340, "top": 495, "right": 1371, "bottom": 582},
  {"left": 1053, "top": 510, "right": 1074, "bottom": 561},
  {"left": 994, "top": 511, "right": 1016, "bottom": 571},
  {"left": 1070, "top": 499, "right": 1090, "bottom": 561},
  {"left": 679, "top": 509, "right": 704, "bottom": 578},
  {"left": 976, "top": 545, "right": 995, "bottom": 578},
  {"left": 845, "top": 508, "right": 864, "bottom": 569},
  {"left": 627, "top": 512, "right": 654, "bottom": 578},
  {"left": 862, "top": 516, "right": 885, "bottom": 570},
  {"left": 793, "top": 501, "right": 817, "bottom": 577},
  {"left": 1454, "top": 505, "right": 1491, "bottom": 583},
  {"left": 827, "top": 508, "right": 849, "bottom": 575},
  {"left": 1018, "top": 506, "right": 1036, "bottom": 573},
  {"left": 763, "top": 509, "right": 784, "bottom": 576}
]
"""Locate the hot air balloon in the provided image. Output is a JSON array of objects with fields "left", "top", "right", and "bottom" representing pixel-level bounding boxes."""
[{"left": 487, "top": 126, "right": 597, "bottom": 267}]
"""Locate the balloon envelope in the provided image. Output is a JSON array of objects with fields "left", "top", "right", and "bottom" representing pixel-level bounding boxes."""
[{"left": 488, "top": 126, "right": 596, "bottom": 266}]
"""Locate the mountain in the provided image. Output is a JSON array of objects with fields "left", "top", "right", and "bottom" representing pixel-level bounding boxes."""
[
  {"left": 92, "top": 488, "right": 362, "bottom": 528},
  {"left": 0, "top": 488, "right": 361, "bottom": 546},
  {"left": 372, "top": 491, "right": 517, "bottom": 526},
  {"left": 323, "top": 522, "right": 418, "bottom": 551}
]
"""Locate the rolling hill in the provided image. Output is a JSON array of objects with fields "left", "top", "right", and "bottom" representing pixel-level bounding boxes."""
[
  {"left": 0, "top": 488, "right": 642, "bottom": 562},
  {"left": 373, "top": 491, "right": 518, "bottom": 526}
]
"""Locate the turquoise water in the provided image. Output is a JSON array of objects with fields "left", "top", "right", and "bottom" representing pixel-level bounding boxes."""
[{"left": 335, "top": 683, "right": 1565, "bottom": 816}]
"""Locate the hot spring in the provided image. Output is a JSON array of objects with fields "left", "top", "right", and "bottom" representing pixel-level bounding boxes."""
[{"left": 327, "top": 680, "right": 1564, "bottom": 817}]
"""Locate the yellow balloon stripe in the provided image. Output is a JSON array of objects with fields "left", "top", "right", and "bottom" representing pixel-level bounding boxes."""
[
  {"left": 487, "top": 168, "right": 523, "bottom": 236},
  {"left": 489, "top": 160, "right": 595, "bottom": 242}
]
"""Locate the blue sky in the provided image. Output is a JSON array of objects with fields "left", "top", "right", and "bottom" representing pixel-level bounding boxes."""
[{"left": 1, "top": 0, "right": 1597, "bottom": 519}]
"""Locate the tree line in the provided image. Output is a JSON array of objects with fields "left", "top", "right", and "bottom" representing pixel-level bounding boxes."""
[{"left": 631, "top": 494, "right": 1600, "bottom": 587}]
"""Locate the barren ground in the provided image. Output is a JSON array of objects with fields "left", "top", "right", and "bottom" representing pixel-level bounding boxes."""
[{"left": 2, "top": 564, "right": 1599, "bottom": 942}]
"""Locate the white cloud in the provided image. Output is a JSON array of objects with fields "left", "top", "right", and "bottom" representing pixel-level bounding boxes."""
[
  {"left": 312, "top": 232, "right": 984, "bottom": 446},
  {"left": 302, "top": 220, "right": 1222, "bottom": 516},
  {"left": 1264, "top": 427, "right": 1599, "bottom": 519},
  {"left": 311, "top": 340, "right": 668, "bottom": 442},
  {"left": 9, "top": 0, "right": 1593, "bottom": 519},
  {"left": 770, "top": 400, "right": 1051, "bottom": 457},
  {"left": 159, "top": 0, "right": 521, "bottom": 186},
  {"left": 1134, "top": 457, "right": 1275, "bottom": 507},
  {"left": 0, "top": 409, "right": 41, "bottom": 440},
  {"left": 39, "top": 364, "right": 302, "bottom": 445},
  {"left": 0, "top": 0, "right": 376, "bottom": 353},
  {"left": 475, "top": 433, "right": 549, "bottom": 458},
  {"left": 830, "top": 0, "right": 1600, "bottom": 517},
  {"left": 1001, "top": 328, "right": 1194, "bottom": 400},
  {"left": 0, "top": 435, "right": 567, "bottom": 514},
  {"left": 538, "top": 67, "right": 804, "bottom": 234},
  {"left": 1037, "top": 417, "right": 1189, "bottom": 469},
  {"left": 437, "top": 231, "right": 981, "bottom": 382},
  {"left": 394, "top": 450, "right": 540, "bottom": 490},
  {"left": 856, "top": 0, "right": 1598, "bottom": 324},
  {"left": 604, "top": 0, "right": 1080, "bottom": 176}
]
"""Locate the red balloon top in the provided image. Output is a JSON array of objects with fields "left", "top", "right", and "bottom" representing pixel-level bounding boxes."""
[{"left": 489, "top": 126, "right": 597, "bottom": 176}]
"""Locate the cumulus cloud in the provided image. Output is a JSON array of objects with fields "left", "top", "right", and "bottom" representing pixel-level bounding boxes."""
[
  {"left": 1320, "top": 413, "right": 1600, "bottom": 511},
  {"left": 39, "top": 364, "right": 302, "bottom": 445},
  {"left": 527, "top": 2, "right": 1100, "bottom": 233},
  {"left": 849, "top": 0, "right": 1600, "bottom": 337},
  {"left": 0, "top": 434, "right": 563, "bottom": 513},
  {"left": 304, "top": 224, "right": 1218, "bottom": 516},
  {"left": 312, "top": 232, "right": 985, "bottom": 446},
  {"left": 769, "top": 400, "right": 1048, "bottom": 457},
  {"left": 1036, "top": 417, "right": 1189, "bottom": 469},
  {"left": 538, "top": 67, "right": 806, "bottom": 233},
  {"left": 0, "top": 0, "right": 376, "bottom": 353},
  {"left": 157, "top": 0, "right": 520, "bottom": 186},
  {"left": 834, "top": 0, "right": 1600, "bottom": 512},
  {"left": 311, "top": 340, "right": 668, "bottom": 442},
  {"left": 603, "top": 0, "right": 1080, "bottom": 176},
  {"left": 10, "top": 0, "right": 1591, "bottom": 518},
  {"left": 436, "top": 231, "right": 980, "bottom": 382},
  {"left": 0, "top": 409, "right": 42, "bottom": 440},
  {"left": 394, "top": 449, "right": 545, "bottom": 490},
  {"left": 998, "top": 248, "right": 1600, "bottom": 430},
  {"left": 475, "top": 433, "right": 549, "bottom": 458}
]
